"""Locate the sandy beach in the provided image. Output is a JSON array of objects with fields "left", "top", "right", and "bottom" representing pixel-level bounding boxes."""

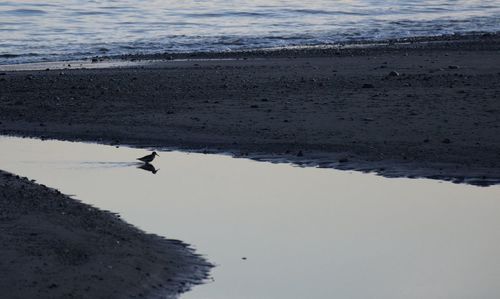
[
  {"left": 0, "top": 33, "right": 499, "bottom": 297},
  {"left": 1, "top": 34, "right": 499, "bottom": 185}
]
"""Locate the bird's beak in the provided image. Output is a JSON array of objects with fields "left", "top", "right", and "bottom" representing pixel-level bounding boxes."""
[{"left": 156, "top": 153, "right": 160, "bottom": 156}]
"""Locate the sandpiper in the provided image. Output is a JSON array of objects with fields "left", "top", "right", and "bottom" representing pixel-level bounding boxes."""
[{"left": 137, "top": 151, "right": 159, "bottom": 163}]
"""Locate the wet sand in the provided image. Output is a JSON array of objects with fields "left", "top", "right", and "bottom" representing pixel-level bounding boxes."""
[
  {"left": 1, "top": 34, "right": 499, "bottom": 185},
  {"left": 0, "top": 170, "right": 211, "bottom": 298}
]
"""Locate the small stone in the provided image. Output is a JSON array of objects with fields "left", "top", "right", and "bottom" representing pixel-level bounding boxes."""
[
  {"left": 448, "top": 65, "right": 460, "bottom": 69},
  {"left": 338, "top": 158, "right": 349, "bottom": 163},
  {"left": 250, "top": 105, "right": 259, "bottom": 108},
  {"left": 442, "top": 138, "right": 451, "bottom": 144},
  {"left": 388, "top": 71, "right": 400, "bottom": 77},
  {"left": 362, "top": 83, "right": 374, "bottom": 88},
  {"left": 297, "top": 150, "right": 304, "bottom": 157}
]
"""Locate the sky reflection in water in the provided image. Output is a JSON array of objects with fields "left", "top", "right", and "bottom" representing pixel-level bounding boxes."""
[{"left": 0, "top": 136, "right": 500, "bottom": 299}]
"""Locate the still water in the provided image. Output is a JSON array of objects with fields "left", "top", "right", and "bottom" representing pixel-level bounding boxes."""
[
  {"left": 1, "top": 0, "right": 499, "bottom": 64},
  {"left": 1, "top": 136, "right": 500, "bottom": 299}
]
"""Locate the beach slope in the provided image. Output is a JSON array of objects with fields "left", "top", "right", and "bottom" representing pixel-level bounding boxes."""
[{"left": 0, "top": 170, "right": 211, "bottom": 299}]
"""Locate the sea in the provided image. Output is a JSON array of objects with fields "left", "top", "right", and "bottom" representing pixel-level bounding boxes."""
[{"left": 0, "top": 0, "right": 499, "bottom": 64}]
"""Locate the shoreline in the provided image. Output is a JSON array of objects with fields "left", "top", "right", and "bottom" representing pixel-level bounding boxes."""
[
  {"left": 0, "top": 169, "right": 212, "bottom": 298},
  {"left": 1, "top": 33, "right": 499, "bottom": 185},
  {"left": 2, "top": 132, "right": 498, "bottom": 187},
  {"left": 1, "top": 32, "right": 499, "bottom": 70},
  {"left": 117, "top": 31, "right": 500, "bottom": 60}
]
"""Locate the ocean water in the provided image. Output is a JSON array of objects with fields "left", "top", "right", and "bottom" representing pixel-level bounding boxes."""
[{"left": 0, "top": 0, "right": 499, "bottom": 64}]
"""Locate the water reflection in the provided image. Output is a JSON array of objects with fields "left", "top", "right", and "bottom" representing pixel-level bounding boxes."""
[
  {"left": 80, "top": 161, "right": 137, "bottom": 168},
  {"left": 0, "top": 136, "right": 500, "bottom": 299},
  {"left": 138, "top": 162, "right": 160, "bottom": 174}
]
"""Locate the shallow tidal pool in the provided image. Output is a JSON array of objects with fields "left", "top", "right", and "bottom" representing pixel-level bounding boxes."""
[{"left": 1, "top": 136, "right": 500, "bottom": 299}]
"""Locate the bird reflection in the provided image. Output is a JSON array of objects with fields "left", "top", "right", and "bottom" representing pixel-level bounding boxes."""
[{"left": 137, "top": 163, "right": 160, "bottom": 174}]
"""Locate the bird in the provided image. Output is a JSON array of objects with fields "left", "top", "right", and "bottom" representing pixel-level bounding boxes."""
[{"left": 137, "top": 151, "right": 159, "bottom": 163}]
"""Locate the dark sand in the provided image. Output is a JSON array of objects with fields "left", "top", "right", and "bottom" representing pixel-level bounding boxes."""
[
  {"left": 0, "top": 33, "right": 499, "bottom": 298},
  {"left": 0, "top": 170, "right": 211, "bottom": 299},
  {"left": 1, "top": 34, "right": 499, "bottom": 185}
]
